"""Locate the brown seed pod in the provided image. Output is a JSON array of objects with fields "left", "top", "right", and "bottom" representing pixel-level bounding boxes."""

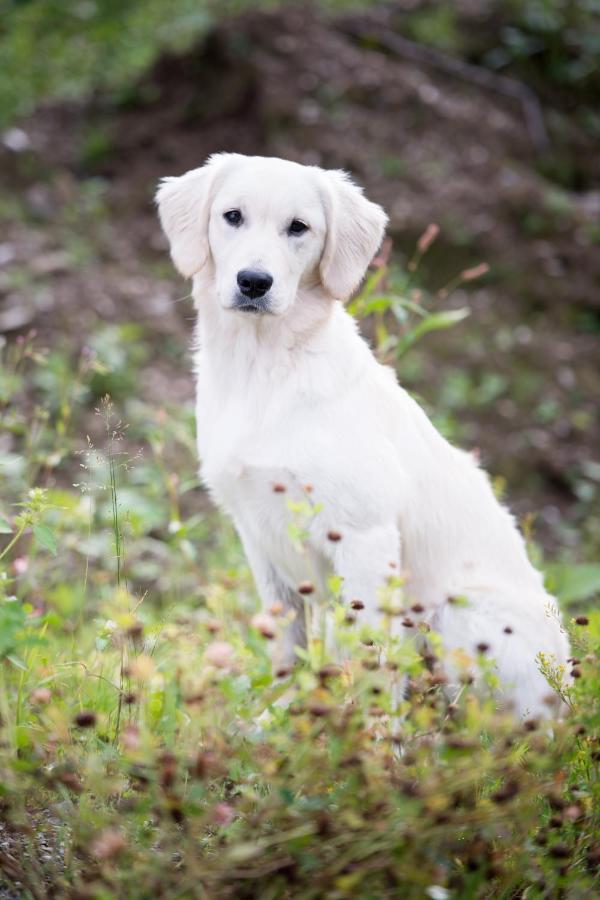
[
  {"left": 574, "top": 615, "right": 589, "bottom": 626},
  {"left": 401, "top": 617, "right": 414, "bottom": 628},
  {"left": 503, "top": 626, "right": 513, "bottom": 634},
  {"left": 476, "top": 642, "right": 490, "bottom": 653},
  {"left": 570, "top": 667, "right": 582, "bottom": 679},
  {"left": 327, "top": 530, "right": 342, "bottom": 542},
  {"left": 411, "top": 603, "right": 425, "bottom": 614},
  {"left": 350, "top": 599, "right": 364, "bottom": 610},
  {"left": 276, "top": 666, "right": 293, "bottom": 679},
  {"left": 549, "top": 843, "right": 571, "bottom": 859},
  {"left": 492, "top": 778, "right": 519, "bottom": 803},
  {"left": 272, "top": 483, "right": 286, "bottom": 493},
  {"left": 298, "top": 581, "right": 315, "bottom": 595},
  {"left": 74, "top": 710, "right": 97, "bottom": 728},
  {"left": 318, "top": 664, "right": 342, "bottom": 682}
]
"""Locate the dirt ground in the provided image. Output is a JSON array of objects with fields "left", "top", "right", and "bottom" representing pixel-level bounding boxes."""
[{"left": 1, "top": 3, "right": 598, "bottom": 556}]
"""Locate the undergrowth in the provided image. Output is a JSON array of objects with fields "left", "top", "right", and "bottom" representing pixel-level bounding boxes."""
[{"left": 0, "top": 240, "right": 598, "bottom": 898}]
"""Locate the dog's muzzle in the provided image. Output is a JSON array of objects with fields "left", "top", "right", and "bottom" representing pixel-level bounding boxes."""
[{"left": 234, "top": 269, "right": 273, "bottom": 313}]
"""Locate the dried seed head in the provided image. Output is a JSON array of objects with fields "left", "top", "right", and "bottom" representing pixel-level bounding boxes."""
[
  {"left": 204, "top": 641, "right": 235, "bottom": 669},
  {"left": 212, "top": 802, "right": 235, "bottom": 826},
  {"left": 350, "top": 599, "right": 364, "bottom": 610},
  {"left": 327, "top": 530, "right": 342, "bottom": 542},
  {"left": 503, "top": 626, "right": 513, "bottom": 634},
  {"left": 127, "top": 622, "right": 144, "bottom": 641},
  {"left": 30, "top": 687, "right": 52, "bottom": 705},
  {"left": 574, "top": 615, "right": 589, "bottom": 626},
  {"left": 549, "top": 843, "right": 571, "bottom": 859},
  {"left": 460, "top": 262, "right": 490, "bottom": 282},
  {"left": 251, "top": 612, "right": 276, "bottom": 639},
  {"left": 401, "top": 617, "right": 415, "bottom": 628},
  {"left": 318, "top": 664, "right": 342, "bottom": 682},
  {"left": 411, "top": 603, "right": 425, "bottom": 614},
  {"left": 272, "top": 483, "right": 286, "bottom": 493},
  {"left": 184, "top": 692, "right": 205, "bottom": 705},
  {"left": 56, "top": 771, "right": 83, "bottom": 792},
  {"left": 298, "top": 581, "right": 315, "bottom": 595},
  {"left": 124, "top": 692, "right": 137, "bottom": 705},
  {"left": 362, "top": 658, "right": 380, "bottom": 671},
  {"left": 570, "top": 667, "right": 582, "bottom": 679},
  {"left": 417, "top": 223, "right": 440, "bottom": 254},
  {"left": 74, "top": 710, "right": 97, "bottom": 728},
  {"left": 476, "top": 642, "right": 490, "bottom": 654},
  {"left": 122, "top": 723, "right": 140, "bottom": 752},
  {"left": 91, "top": 828, "right": 126, "bottom": 861}
]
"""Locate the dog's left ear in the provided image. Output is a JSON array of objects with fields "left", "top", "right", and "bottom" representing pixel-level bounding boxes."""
[
  {"left": 319, "top": 170, "right": 388, "bottom": 301},
  {"left": 155, "top": 153, "right": 236, "bottom": 279}
]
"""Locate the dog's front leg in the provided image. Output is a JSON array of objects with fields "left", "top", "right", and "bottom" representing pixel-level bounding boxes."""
[
  {"left": 326, "top": 523, "right": 402, "bottom": 635},
  {"left": 237, "top": 526, "right": 306, "bottom": 670}
]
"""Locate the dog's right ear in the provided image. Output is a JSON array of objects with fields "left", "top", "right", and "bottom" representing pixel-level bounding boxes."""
[{"left": 155, "top": 153, "right": 234, "bottom": 279}]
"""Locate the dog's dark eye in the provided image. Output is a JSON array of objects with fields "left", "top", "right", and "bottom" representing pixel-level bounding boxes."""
[
  {"left": 288, "top": 219, "right": 308, "bottom": 236},
  {"left": 224, "top": 209, "right": 242, "bottom": 227}
]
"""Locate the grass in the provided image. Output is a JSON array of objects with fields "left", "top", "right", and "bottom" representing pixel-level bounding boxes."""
[{"left": 0, "top": 244, "right": 598, "bottom": 898}]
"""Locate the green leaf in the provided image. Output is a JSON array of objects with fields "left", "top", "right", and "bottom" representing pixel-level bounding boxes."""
[
  {"left": 0, "top": 516, "right": 12, "bottom": 534},
  {"left": 33, "top": 523, "right": 57, "bottom": 556},
  {"left": 396, "top": 308, "right": 469, "bottom": 357},
  {"left": 545, "top": 562, "right": 600, "bottom": 605}
]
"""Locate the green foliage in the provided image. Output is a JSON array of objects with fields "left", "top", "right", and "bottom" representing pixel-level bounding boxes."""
[{"left": 0, "top": 0, "right": 363, "bottom": 127}]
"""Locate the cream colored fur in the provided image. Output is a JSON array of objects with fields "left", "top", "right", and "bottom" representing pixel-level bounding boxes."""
[{"left": 157, "top": 153, "right": 570, "bottom": 717}]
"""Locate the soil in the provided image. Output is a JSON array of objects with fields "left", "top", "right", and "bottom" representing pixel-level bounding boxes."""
[{"left": 0, "top": 2, "right": 598, "bottom": 556}]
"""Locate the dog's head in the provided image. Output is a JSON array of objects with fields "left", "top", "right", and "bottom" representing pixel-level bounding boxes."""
[{"left": 156, "top": 154, "right": 387, "bottom": 316}]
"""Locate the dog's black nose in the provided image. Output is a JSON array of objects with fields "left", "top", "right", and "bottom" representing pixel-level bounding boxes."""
[{"left": 237, "top": 269, "right": 273, "bottom": 299}]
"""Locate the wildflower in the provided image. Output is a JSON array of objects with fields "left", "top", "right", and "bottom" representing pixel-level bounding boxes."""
[
  {"left": 122, "top": 723, "right": 140, "bottom": 751},
  {"left": 204, "top": 641, "right": 234, "bottom": 668},
  {"left": 30, "top": 687, "right": 52, "bottom": 705},
  {"left": 251, "top": 612, "right": 276, "bottom": 639},
  {"left": 213, "top": 802, "right": 235, "bottom": 826},
  {"left": 12, "top": 557, "right": 28, "bottom": 576}
]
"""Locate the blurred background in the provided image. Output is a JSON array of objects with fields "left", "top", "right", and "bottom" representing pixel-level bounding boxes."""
[{"left": 1, "top": 0, "right": 599, "bottom": 569}]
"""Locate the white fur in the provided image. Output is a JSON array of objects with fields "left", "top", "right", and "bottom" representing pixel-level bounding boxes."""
[{"left": 157, "top": 153, "right": 570, "bottom": 717}]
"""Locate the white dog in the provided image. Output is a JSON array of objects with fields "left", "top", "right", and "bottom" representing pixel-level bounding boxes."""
[{"left": 156, "top": 153, "right": 570, "bottom": 716}]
